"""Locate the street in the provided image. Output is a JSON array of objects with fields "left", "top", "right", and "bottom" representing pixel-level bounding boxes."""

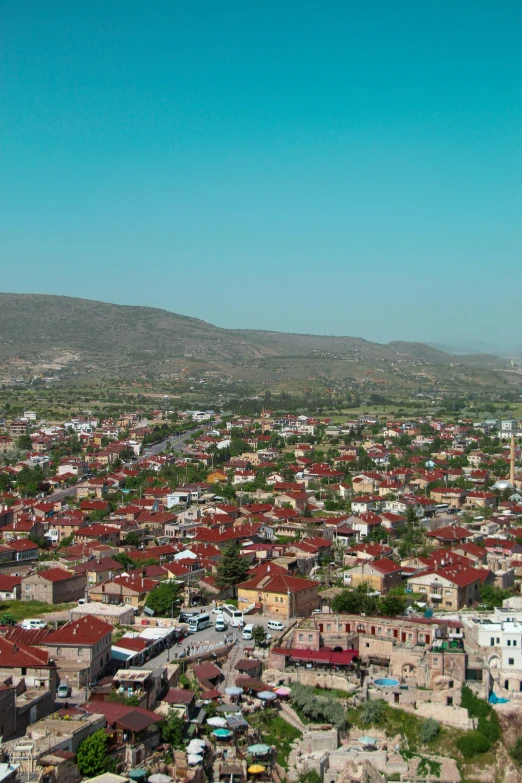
[{"left": 135, "top": 610, "right": 278, "bottom": 670}]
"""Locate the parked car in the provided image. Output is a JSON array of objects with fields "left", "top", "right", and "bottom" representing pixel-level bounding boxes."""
[
  {"left": 57, "top": 683, "right": 71, "bottom": 699},
  {"left": 211, "top": 604, "right": 225, "bottom": 615}
]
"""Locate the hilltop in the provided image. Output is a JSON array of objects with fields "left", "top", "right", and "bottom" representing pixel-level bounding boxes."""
[{"left": 0, "top": 293, "right": 516, "bottom": 394}]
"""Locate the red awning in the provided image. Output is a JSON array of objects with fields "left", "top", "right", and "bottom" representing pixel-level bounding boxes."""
[{"left": 330, "top": 650, "right": 358, "bottom": 665}]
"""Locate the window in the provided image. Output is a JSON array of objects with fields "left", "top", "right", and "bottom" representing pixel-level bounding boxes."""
[
  {"left": 514, "top": 641, "right": 518, "bottom": 647},
  {"left": 508, "top": 640, "right": 512, "bottom": 647},
  {"left": 491, "top": 638, "right": 495, "bottom": 646},
  {"left": 57, "top": 648, "right": 61, "bottom": 655},
  {"left": 308, "top": 635, "right": 313, "bottom": 641},
  {"left": 78, "top": 648, "right": 83, "bottom": 657},
  {"left": 497, "top": 638, "right": 500, "bottom": 644},
  {"left": 299, "top": 634, "right": 304, "bottom": 641},
  {"left": 509, "top": 658, "right": 515, "bottom": 666},
  {"left": 366, "top": 642, "right": 370, "bottom": 648}
]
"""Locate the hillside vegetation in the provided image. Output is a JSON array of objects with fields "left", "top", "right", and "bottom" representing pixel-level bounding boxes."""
[{"left": 0, "top": 293, "right": 516, "bottom": 394}]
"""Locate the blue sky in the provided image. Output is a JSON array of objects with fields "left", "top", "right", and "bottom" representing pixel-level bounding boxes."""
[{"left": 1, "top": 1, "right": 521, "bottom": 346}]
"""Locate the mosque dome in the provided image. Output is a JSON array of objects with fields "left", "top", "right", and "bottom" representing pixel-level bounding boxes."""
[{"left": 491, "top": 479, "right": 513, "bottom": 491}]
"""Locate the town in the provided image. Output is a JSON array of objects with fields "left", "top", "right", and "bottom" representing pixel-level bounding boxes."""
[{"left": 0, "top": 403, "right": 520, "bottom": 783}]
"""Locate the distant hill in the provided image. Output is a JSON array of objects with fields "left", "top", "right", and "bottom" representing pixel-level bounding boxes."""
[{"left": 0, "top": 293, "right": 515, "bottom": 393}]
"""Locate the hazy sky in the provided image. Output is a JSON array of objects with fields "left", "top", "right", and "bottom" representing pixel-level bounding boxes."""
[{"left": 1, "top": 1, "right": 521, "bottom": 346}]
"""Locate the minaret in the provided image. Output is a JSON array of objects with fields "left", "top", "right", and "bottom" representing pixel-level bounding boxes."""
[{"left": 510, "top": 432, "right": 516, "bottom": 487}]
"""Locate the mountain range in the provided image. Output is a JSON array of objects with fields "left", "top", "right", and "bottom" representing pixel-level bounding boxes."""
[{"left": 0, "top": 293, "right": 518, "bottom": 395}]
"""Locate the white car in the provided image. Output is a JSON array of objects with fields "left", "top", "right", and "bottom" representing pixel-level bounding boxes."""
[{"left": 211, "top": 605, "right": 225, "bottom": 615}]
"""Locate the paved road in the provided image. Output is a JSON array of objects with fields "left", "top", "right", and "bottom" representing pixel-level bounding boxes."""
[
  {"left": 42, "top": 428, "right": 198, "bottom": 505},
  {"left": 135, "top": 611, "right": 278, "bottom": 670},
  {"left": 140, "top": 427, "right": 199, "bottom": 459}
]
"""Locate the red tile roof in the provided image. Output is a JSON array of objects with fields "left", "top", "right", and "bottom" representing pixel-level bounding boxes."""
[
  {"left": 238, "top": 572, "right": 320, "bottom": 595},
  {"left": 45, "top": 615, "right": 113, "bottom": 646},
  {"left": 0, "top": 636, "right": 50, "bottom": 667},
  {"left": 37, "top": 568, "right": 76, "bottom": 583}
]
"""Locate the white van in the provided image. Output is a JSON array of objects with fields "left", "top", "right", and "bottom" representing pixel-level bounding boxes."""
[
  {"left": 21, "top": 619, "right": 47, "bottom": 630},
  {"left": 215, "top": 614, "right": 227, "bottom": 632},
  {"left": 242, "top": 623, "right": 254, "bottom": 641},
  {"left": 267, "top": 619, "right": 285, "bottom": 632}
]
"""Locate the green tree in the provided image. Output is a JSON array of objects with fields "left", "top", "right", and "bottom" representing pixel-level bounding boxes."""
[
  {"left": 252, "top": 625, "right": 267, "bottom": 646},
  {"left": 419, "top": 719, "right": 440, "bottom": 743},
  {"left": 145, "top": 581, "right": 183, "bottom": 616},
  {"left": 215, "top": 542, "right": 250, "bottom": 589},
  {"left": 17, "top": 434, "right": 32, "bottom": 451},
  {"left": 359, "top": 699, "right": 386, "bottom": 725},
  {"left": 123, "top": 532, "right": 141, "bottom": 547},
  {"left": 77, "top": 729, "right": 114, "bottom": 777},
  {"left": 379, "top": 595, "right": 404, "bottom": 617},
  {"left": 160, "top": 708, "right": 185, "bottom": 748}
]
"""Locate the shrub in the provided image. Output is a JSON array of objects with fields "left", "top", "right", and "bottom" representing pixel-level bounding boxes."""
[
  {"left": 510, "top": 737, "right": 522, "bottom": 765},
  {"left": 419, "top": 719, "right": 440, "bottom": 744},
  {"left": 359, "top": 699, "right": 386, "bottom": 725},
  {"left": 478, "top": 713, "right": 500, "bottom": 744},
  {"left": 456, "top": 731, "right": 491, "bottom": 758}
]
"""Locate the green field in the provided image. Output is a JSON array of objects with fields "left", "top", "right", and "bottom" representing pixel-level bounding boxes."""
[{"left": 0, "top": 600, "right": 75, "bottom": 622}]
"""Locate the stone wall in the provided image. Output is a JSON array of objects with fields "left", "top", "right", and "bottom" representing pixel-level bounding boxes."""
[
  {"left": 262, "top": 666, "right": 359, "bottom": 694},
  {"left": 401, "top": 701, "right": 474, "bottom": 730}
]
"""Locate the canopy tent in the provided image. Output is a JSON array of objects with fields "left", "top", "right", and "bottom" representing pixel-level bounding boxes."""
[
  {"left": 258, "top": 691, "right": 277, "bottom": 701},
  {"left": 149, "top": 775, "right": 172, "bottom": 783},
  {"left": 226, "top": 713, "right": 249, "bottom": 730},
  {"left": 213, "top": 728, "right": 233, "bottom": 739},
  {"left": 217, "top": 703, "right": 240, "bottom": 713},
  {"left": 247, "top": 744, "right": 271, "bottom": 755},
  {"left": 207, "top": 716, "right": 228, "bottom": 727},
  {"left": 225, "top": 686, "right": 243, "bottom": 696}
]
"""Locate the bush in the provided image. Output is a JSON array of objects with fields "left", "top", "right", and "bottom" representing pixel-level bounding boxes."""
[
  {"left": 456, "top": 731, "right": 491, "bottom": 758},
  {"left": 419, "top": 718, "right": 440, "bottom": 744},
  {"left": 477, "top": 713, "right": 501, "bottom": 744},
  {"left": 511, "top": 737, "right": 522, "bottom": 765},
  {"left": 359, "top": 699, "right": 386, "bottom": 725},
  {"left": 461, "top": 684, "right": 501, "bottom": 745}
]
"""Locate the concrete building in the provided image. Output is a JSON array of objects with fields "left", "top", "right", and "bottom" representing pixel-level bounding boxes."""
[{"left": 44, "top": 615, "right": 113, "bottom": 688}]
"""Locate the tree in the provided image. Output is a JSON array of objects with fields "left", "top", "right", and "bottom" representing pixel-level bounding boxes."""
[
  {"left": 17, "top": 434, "right": 32, "bottom": 451},
  {"left": 77, "top": 729, "right": 114, "bottom": 776},
  {"left": 215, "top": 542, "right": 250, "bottom": 589},
  {"left": 160, "top": 708, "right": 185, "bottom": 748},
  {"left": 123, "top": 532, "right": 141, "bottom": 547},
  {"left": 145, "top": 581, "right": 183, "bottom": 616},
  {"left": 379, "top": 595, "right": 404, "bottom": 617},
  {"left": 359, "top": 699, "right": 386, "bottom": 725},
  {"left": 419, "top": 719, "right": 440, "bottom": 743},
  {"left": 252, "top": 625, "right": 267, "bottom": 646}
]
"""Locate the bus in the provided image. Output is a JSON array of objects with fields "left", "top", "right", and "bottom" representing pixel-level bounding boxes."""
[
  {"left": 221, "top": 604, "right": 245, "bottom": 628},
  {"left": 188, "top": 613, "right": 211, "bottom": 633}
]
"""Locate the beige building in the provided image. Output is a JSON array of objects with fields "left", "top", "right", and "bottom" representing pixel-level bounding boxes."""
[
  {"left": 344, "top": 558, "right": 402, "bottom": 594},
  {"left": 237, "top": 572, "right": 320, "bottom": 619},
  {"left": 407, "top": 565, "right": 483, "bottom": 610}
]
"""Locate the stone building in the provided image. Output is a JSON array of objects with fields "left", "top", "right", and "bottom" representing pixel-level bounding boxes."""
[
  {"left": 22, "top": 568, "right": 86, "bottom": 603},
  {"left": 44, "top": 615, "right": 113, "bottom": 687}
]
